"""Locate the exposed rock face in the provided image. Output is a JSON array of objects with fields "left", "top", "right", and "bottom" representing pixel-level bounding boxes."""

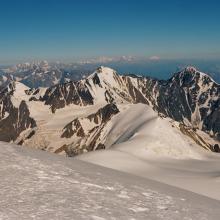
[
  {"left": 33, "top": 66, "right": 149, "bottom": 113},
  {"left": 0, "top": 100, "right": 36, "bottom": 142},
  {"left": 213, "top": 144, "right": 220, "bottom": 153},
  {"left": 42, "top": 81, "right": 94, "bottom": 113},
  {"left": 61, "top": 119, "right": 85, "bottom": 139},
  {"left": 0, "top": 73, "right": 13, "bottom": 89},
  {"left": 144, "top": 67, "right": 220, "bottom": 140},
  {"left": 121, "top": 76, "right": 149, "bottom": 104},
  {"left": 0, "top": 66, "right": 219, "bottom": 154},
  {"left": 179, "top": 124, "right": 211, "bottom": 150},
  {"left": 61, "top": 103, "right": 119, "bottom": 156},
  {"left": 0, "top": 82, "right": 36, "bottom": 142},
  {"left": 87, "top": 103, "right": 119, "bottom": 124}
]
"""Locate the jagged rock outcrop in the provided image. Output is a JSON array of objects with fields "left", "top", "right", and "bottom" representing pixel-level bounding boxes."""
[
  {"left": 0, "top": 66, "right": 219, "bottom": 154},
  {"left": 143, "top": 67, "right": 220, "bottom": 140},
  {"left": 0, "top": 100, "right": 36, "bottom": 142},
  {"left": 60, "top": 103, "right": 119, "bottom": 156},
  {"left": 42, "top": 81, "right": 94, "bottom": 113},
  {"left": 0, "top": 82, "right": 36, "bottom": 142},
  {"left": 36, "top": 66, "right": 148, "bottom": 112}
]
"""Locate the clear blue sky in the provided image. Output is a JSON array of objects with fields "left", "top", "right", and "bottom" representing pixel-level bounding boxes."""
[{"left": 0, "top": 0, "right": 220, "bottom": 63}]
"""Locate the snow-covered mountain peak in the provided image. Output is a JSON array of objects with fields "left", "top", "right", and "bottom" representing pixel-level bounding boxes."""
[
  {"left": 88, "top": 66, "right": 118, "bottom": 82},
  {"left": 96, "top": 66, "right": 114, "bottom": 73},
  {"left": 0, "top": 66, "right": 219, "bottom": 154},
  {"left": 182, "top": 67, "right": 214, "bottom": 81},
  {"left": 170, "top": 66, "right": 217, "bottom": 88},
  {"left": 95, "top": 66, "right": 120, "bottom": 87},
  {"left": 84, "top": 66, "right": 149, "bottom": 105},
  {"left": 184, "top": 66, "right": 197, "bottom": 73}
]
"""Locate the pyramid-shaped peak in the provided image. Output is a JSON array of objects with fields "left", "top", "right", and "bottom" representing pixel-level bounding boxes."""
[
  {"left": 184, "top": 66, "right": 198, "bottom": 73},
  {"left": 96, "top": 66, "right": 116, "bottom": 75}
]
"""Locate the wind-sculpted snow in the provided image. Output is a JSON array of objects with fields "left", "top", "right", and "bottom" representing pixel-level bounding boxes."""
[{"left": 0, "top": 142, "right": 219, "bottom": 220}]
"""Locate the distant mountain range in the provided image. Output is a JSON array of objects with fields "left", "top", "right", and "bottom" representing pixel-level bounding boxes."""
[
  {"left": 1, "top": 59, "right": 220, "bottom": 89},
  {"left": 0, "top": 65, "right": 219, "bottom": 156},
  {"left": 0, "top": 61, "right": 93, "bottom": 88}
]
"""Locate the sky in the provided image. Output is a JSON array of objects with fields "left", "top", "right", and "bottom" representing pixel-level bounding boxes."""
[{"left": 0, "top": 0, "right": 220, "bottom": 63}]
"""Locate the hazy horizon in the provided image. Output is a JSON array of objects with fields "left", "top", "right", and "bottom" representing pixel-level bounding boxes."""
[{"left": 1, "top": 57, "right": 220, "bottom": 83}]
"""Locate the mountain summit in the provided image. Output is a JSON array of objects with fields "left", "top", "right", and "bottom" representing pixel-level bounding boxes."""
[{"left": 0, "top": 66, "right": 219, "bottom": 155}]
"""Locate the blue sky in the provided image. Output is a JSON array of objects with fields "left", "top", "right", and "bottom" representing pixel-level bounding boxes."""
[{"left": 0, "top": 0, "right": 220, "bottom": 63}]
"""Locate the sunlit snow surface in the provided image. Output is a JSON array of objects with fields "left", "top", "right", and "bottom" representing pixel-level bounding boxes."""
[{"left": 0, "top": 142, "right": 219, "bottom": 220}]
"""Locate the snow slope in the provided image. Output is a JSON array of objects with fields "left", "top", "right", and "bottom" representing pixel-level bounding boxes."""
[
  {"left": 101, "top": 104, "right": 205, "bottom": 159},
  {"left": 0, "top": 142, "right": 219, "bottom": 220},
  {"left": 77, "top": 104, "right": 220, "bottom": 200},
  {"left": 79, "top": 149, "right": 220, "bottom": 200}
]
